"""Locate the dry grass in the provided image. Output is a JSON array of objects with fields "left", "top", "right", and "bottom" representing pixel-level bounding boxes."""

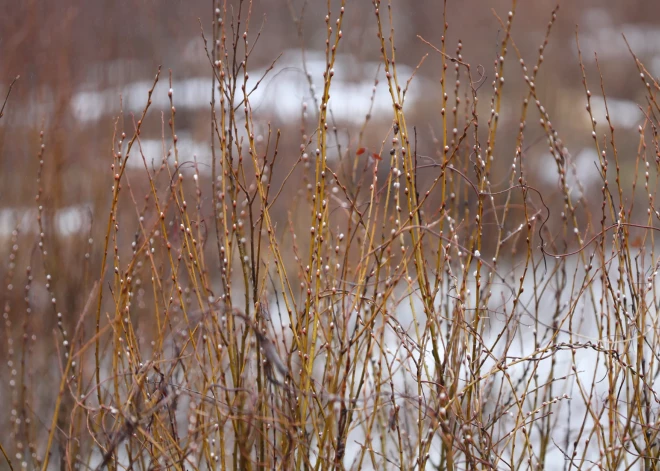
[{"left": 2, "top": 1, "right": 660, "bottom": 470}]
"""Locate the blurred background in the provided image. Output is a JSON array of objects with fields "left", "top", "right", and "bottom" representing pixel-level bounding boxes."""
[
  {"left": 1, "top": 0, "right": 658, "bottom": 233},
  {"left": 1, "top": 0, "right": 660, "bottom": 464}
]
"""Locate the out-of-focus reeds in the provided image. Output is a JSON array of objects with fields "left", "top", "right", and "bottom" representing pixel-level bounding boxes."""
[{"left": 2, "top": 1, "right": 660, "bottom": 470}]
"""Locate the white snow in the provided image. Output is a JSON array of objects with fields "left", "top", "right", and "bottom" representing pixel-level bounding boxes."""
[
  {"left": 70, "top": 49, "right": 432, "bottom": 125},
  {"left": 0, "top": 205, "right": 92, "bottom": 238}
]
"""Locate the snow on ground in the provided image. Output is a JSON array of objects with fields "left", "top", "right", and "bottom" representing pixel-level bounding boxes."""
[
  {"left": 70, "top": 49, "right": 432, "bottom": 125},
  {"left": 0, "top": 204, "right": 92, "bottom": 238}
]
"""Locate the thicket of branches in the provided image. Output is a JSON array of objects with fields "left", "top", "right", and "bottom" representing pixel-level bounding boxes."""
[{"left": 2, "top": 1, "right": 660, "bottom": 470}]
